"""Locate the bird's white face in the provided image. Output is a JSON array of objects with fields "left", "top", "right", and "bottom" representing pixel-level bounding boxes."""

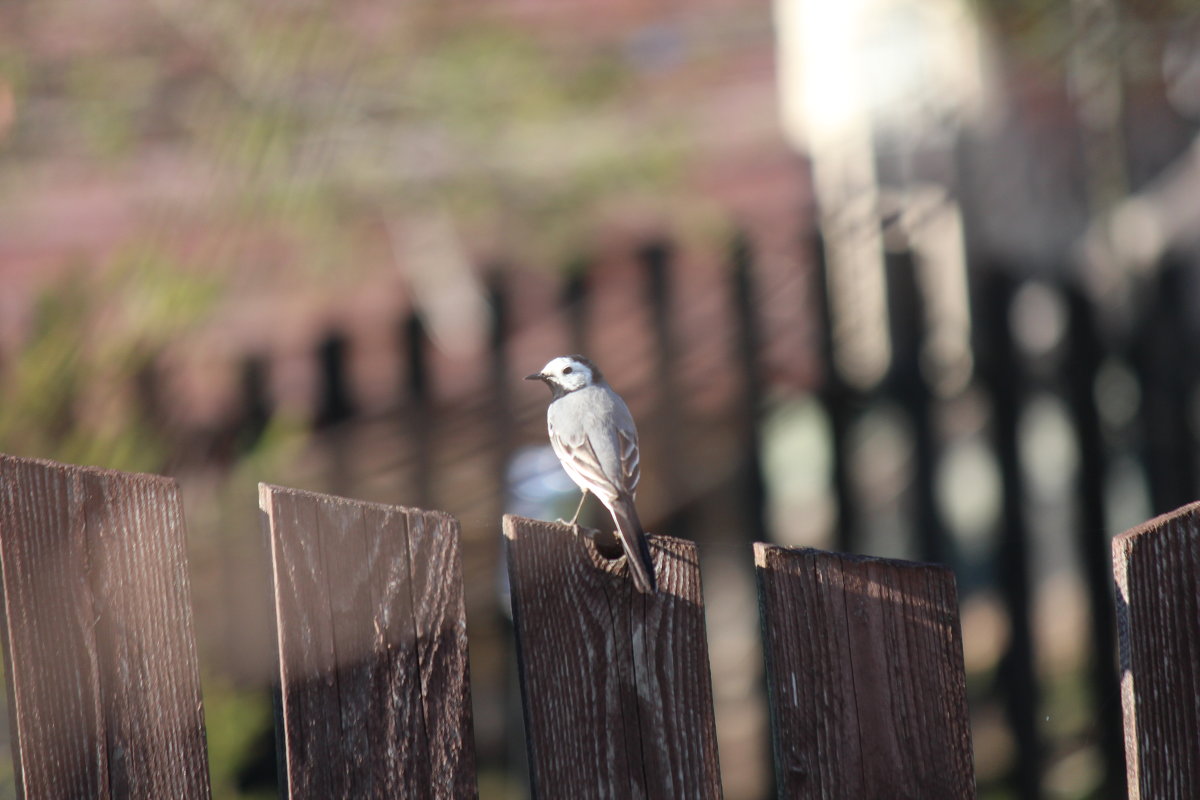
[{"left": 529, "top": 355, "right": 596, "bottom": 395}]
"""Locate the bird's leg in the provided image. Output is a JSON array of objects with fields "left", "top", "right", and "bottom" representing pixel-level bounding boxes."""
[
  {"left": 556, "top": 489, "right": 589, "bottom": 531},
  {"left": 568, "top": 489, "right": 589, "bottom": 525}
]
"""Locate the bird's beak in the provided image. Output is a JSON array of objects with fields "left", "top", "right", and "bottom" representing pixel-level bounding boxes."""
[{"left": 525, "top": 372, "right": 545, "bottom": 382}]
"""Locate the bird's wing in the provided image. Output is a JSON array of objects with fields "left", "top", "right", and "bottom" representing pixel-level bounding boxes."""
[
  {"left": 548, "top": 417, "right": 615, "bottom": 498},
  {"left": 617, "top": 427, "right": 640, "bottom": 495},
  {"left": 607, "top": 387, "right": 640, "bottom": 496}
]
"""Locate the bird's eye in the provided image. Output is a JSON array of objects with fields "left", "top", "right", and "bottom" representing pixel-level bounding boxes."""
[{"left": 562, "top": 366, "right": 573, "bottom": 375}]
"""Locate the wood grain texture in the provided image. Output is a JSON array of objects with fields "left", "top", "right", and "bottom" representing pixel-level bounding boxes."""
[
  {"left": 755, "top": 544, "right": 974, "bottom": 800},
  {"left": 1113, "top": 500, "right": 1200, "bottom": 799},
  {"left": 260, "top": 484, "right": 477, "bottom": 800},
  {"left": 0, "top": 454, "right": 212, "bottom": 799},
  {"left": 503, "top": 515, "right": 722, "bottom": 800}
]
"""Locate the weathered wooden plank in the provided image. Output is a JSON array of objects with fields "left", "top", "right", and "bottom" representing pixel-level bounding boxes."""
[
  {"left": 755, "top": 544, "right": 974, "bottom": 800},
  {"left": 1113, "top": 500, "right": 1200, "bottom": 799},
  {"left": 365, "top": 501, "right": 425, "bottom": 799},
  {"left": 0, "top": 454, "right": 211, "bottom": 799},
  {"left": 404, "top": 507, "right": 477, "bottom": 795},
  {"left": 503, "top": 515, "right": 722, "bottom": 800},
  {"left": 260, "top": 484, "right": 477, "bottom": 800}
]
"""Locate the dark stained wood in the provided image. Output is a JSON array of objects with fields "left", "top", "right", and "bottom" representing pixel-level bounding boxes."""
[
  {"left": 0, "top": 454, "right": 212, "bottom": 799},
  {"left": 1062, "top": 287, "right": 1126, "bottom": 795},
  {"left": 1112, "top": 500, "right": 1200, "bottom": 799},
  {"left": 260, "top": 484, "right": 477, "bottom": 800},
  {"left": 638, "top": 241, "right": 691, "bottom": 542},
  {"left": 974, "top": 269, "right": 1040, "bottom": 797},
  {"left": 810, "top": 231, "right": 859, "bottom": 555},
  {"left": 755, "top": 544, "right": 974, "bottom": 800},
  {"left": 399, "top": 313, "right": 433, "bottom": 509},
  {"left": 730, "top": 231, "right": 768, "bottom": 547},
  {"left": 503, "top": 515, "right": 722, "bottom": 800},
  {"left": 885, "top": 247, "right": 947, "bottom": 565}
]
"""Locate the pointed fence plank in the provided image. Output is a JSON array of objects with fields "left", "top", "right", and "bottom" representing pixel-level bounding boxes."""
[
  {"left": 260, "top": 485, "right": 477, "bottom": 800},
  {"left": 0, "top": 454, "right": 211, "bottom": 799},
  {"left": 1113, "top": 500, "right": 1200, "bottom": 798},
  {"left": 755, "top": 544, "right": 974, "bottom": 799},
  {"left": 503, "top": 515, "right": 722, "bottom": 800}
]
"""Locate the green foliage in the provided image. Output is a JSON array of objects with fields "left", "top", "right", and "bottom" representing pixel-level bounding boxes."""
[
  {"left": 0, "top": 250, "right": 222, "bottom": 473},
  {"left": 101, "top": 244, "right": 224, "bottom": 347},
  {"left": 200, "top": 674, "right": 276, "bottom": 800},
  {"left": 4, "top": 3, "right": 691, "bottom": 273},
  {"left": 968, "top": 0, "right": 1196, "bottom": 75},
  {"left": 67, "top": 56, "right": 159, "bottom": 159},
  {"left": 153, "top": 5, "right": 685, "bottom": 264}
]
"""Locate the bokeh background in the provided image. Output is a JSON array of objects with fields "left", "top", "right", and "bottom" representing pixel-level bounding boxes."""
[{"left": 3, "top": 0, "right": 1200, "bottom": 797}]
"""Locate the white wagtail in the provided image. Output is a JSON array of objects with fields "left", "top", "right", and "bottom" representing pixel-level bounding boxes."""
[{"left": 525, "top": 355, "right": 657, "bottom": 593}]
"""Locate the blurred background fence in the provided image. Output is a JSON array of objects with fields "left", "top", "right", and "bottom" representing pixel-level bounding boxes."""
[{"left": 4, "top": 0, "right": 1200, "bottom": 798}]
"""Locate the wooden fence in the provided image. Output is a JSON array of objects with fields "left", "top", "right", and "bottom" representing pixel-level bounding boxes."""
[
  {"left": 3, "top": 452, "right": 1199, "bottom": 798},
  {"left": 1112, "top": 501, "right": 1200, "bottom": 800},
  {"left": 0, "top": 454, "right": 978, "bottom": 799}
]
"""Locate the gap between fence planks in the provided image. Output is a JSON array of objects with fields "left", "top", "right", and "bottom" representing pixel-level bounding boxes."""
[
  {"left": 0, "top": 454, "right": 212, "bottom": 800},
  {"left": 503, "top": 515, "right": 723, "bottom": 800},
  {"left": 1113, "top": 500, "right": 1200, "bottom": 799},
  {"left": 755, "top": 544, "right": 975, "bottom": 800},
  {"left": 260, "top": 484, "right": 477, "bottom": 800}
]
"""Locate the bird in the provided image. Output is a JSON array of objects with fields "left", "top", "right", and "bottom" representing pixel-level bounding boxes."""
[{"left": 525, "top": 355, "right": 657, "bottom": 593}]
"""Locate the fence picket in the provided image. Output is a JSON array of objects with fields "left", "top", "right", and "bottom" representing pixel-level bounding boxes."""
[
  {"left": 755, "top": 544, "right": 975, "bottom": 799},
  {"left": 503, "top": 515, "right": 722, "bottom": 799},
  {"left": 1112, "top": 500, "right": 1200, "bottom": 799},
  {"left": 260, "top": 484, "right": 477, "bottom": 800},
  {"left": 0, "top": 454, "right": 212, "bottom": 799}
]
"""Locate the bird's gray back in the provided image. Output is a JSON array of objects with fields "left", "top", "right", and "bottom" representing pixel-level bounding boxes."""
[{"left": 547, "top": 383, "right": 637, "bottom": 492}]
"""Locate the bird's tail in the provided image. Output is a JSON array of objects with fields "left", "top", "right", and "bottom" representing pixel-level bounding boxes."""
[{"left": 610, "top": 499, "right": 657, "bottom": 594}]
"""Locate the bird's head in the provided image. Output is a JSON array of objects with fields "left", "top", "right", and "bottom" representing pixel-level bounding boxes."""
[{"left": 525, "top": 355, "right": 602, "bottom": 397}]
